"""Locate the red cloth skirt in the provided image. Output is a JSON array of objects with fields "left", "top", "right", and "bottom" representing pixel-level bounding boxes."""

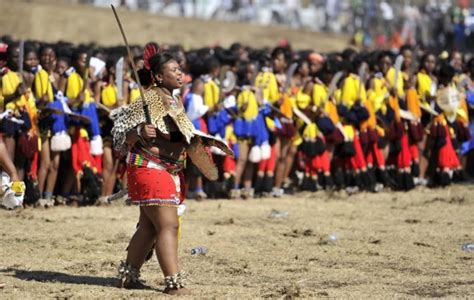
[
  {"left": 438, "top": 125, "right": 461, "bottom": 169},
  {"left": 311, "top": 151, "right": 330, "bottom": 173},
  {"left": 348, "top": 134, "right": 367, "bottom": 170},
  {"left": 409, "top": 144, "right": 419, "bottom": 162},
  {"left": 396, "top": 133, "right": 412, "bottom": 169},
  {"left": 258, "top": 144, "right": 277, "bottom": 173},
  {"left": 29, "top": 151, "right": 39, "bottom": 180},
  {"left": 366, "top": 142, "right": 385, "bottom": 168},
  {"left": 222, "top": 155, "right": 236, "bottom": 173},
  {"left": 127, "top": 165, "right": 185, "bottom": 206},
  {"left": 71, "top": 129, "right": 95, "bottom": 176}
]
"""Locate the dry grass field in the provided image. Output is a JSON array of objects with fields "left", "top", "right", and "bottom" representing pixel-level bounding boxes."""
[
  {"left": 1, "top": 185, "right": 473, "bottom": 298},
  {"left": 0, "top": 1, "right": 472, "bottom": 298}
]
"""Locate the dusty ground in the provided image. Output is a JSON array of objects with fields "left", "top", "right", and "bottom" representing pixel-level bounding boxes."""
[
  {"left": 0, "top": 0, "right": 348, "bottom": 51},
  {"left": 0, "top": 185, "right": 473, "bottom": 299}
]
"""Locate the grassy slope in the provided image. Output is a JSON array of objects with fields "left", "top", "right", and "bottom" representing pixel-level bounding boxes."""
[{"left": 0, "top": 0, "right": 348, "bottom": 51}]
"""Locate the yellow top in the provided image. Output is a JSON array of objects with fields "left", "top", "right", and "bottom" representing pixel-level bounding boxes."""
[
  {"left": 367, "top": 76, "right": 388, "bottom": 114},
  {"left": 237, "top": 89, "right": 259, "bottom": 120},
  {"left": 101, "top": 84, "right": 117, "bottom": 108},
  {"left": 340, "top": 73, "right": 366, "bottom": 108},
  {"left": 1, "top": 71, "right": 23, "bottom": 111},
  {"left": 386, "top": 67, "right": 404, "bottom": 98},
  {"left": 312, "top": 82, "right": 327, "bottom": 108},
  {"left": 33, "top": 69, "right": 54, "bottom": 102},
  {"left": 129, "top": 85, "right": 140, "bottom": 104},
  {"left": 224, "top": 124, "right": 237, "bottom": 144},
  {"left": 255, "top": 71, "right": 280, "bottom": 104},
  {"left": 293, "top": 89, "right": 316, "bottom": 140},
  {"left": 296, "top": 88, "right": 312, "bottom": 109},
  {"left": 203, "top": 79, "right": 220, "bottom": 110},
  {"left": 1, "top": 71, "right": 38, "bottom": 133},
  {"left": 66, "top": 72, "right": 92, "bottom": 106},
  {"left": 417, "top": 71, "right": 433, "bottom": 101},
  {"left": 301, "top": 123, "right": 319, "bottom": 140}
]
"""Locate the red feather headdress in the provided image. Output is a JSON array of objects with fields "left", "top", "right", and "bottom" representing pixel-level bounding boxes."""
[{"left": 143, "top": 42, "right": 160, "bottom": 71}]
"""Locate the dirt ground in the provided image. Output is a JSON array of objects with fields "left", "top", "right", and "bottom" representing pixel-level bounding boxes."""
[
  {"left": 0, "top": 184, "right": 473, "bottom": 298},
  {"left": 0, "top": 0, "right": 348, "bottom": 51}
]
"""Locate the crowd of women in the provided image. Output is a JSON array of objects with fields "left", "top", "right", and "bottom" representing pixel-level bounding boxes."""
[{"left": 0, "top": 36, "right": 473, "bottom": 208}]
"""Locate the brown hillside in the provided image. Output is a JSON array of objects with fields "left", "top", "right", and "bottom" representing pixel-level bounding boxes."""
[{"left": 0, "top": 0, "right": 349, "bottom": 51}]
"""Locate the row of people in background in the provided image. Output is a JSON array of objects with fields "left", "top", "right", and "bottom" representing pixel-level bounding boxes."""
[
  {"left": 100, "top": 0, "right": 474, "bottom": 53},
  {"left": 0, "top": 36, "right": 473, "bottom": 208}
]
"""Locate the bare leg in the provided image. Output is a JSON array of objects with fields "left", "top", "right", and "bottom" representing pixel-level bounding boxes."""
[
  {"left": 17, "top": 167, "right": 25, "bottom": 182},
  {"left": 107, "top": 160, "right": 119, "bottom": 195},
  {"left": 142, "top": 206, "right": 180, "bottom": 276},
  {"left": 37, "top": 138, "right": 51, "bottom": 195},
  {"left": 125, "top": 207, "right": 157, "bottom": 270},
  {"left": 75, "top": 176, "right": 81, "bottom": 195},
  {"left": 274, "top": 138, "right": 290, "bottom": 188},
  {"left": 4, "top": 136, "right": 15, "bottom": 161},
  {"left": 326, "top": 144, "right": 335, "bottom": 161},
  {"left": 101, "top": 145, "right": 114, "bottom": 196},
  {"left": 45, "top": 151, "right": 60, "bottom": 195},
  {"left": 242, "top": 161, "right": 254, "bottom": 189},
  {"left": 0, "top": 140, "right": 19, "bottom": 181},
  {"left": 61, "top": 161, "right": 75, "bottom": 196},
  {"left": 282, "top": 144, "right": 297, "bottom": 183},
  {"left": 382, "top": 145, "right": 390, "bottom": 161},
  {"left": 418, "top": 136, "right": 428, "bottom": 179},
  {"left": 234, "top": 140, "right": 249, "bottom": 187},
  {"left": 6, "top": 136, "right": 23, "bottom": 180}
]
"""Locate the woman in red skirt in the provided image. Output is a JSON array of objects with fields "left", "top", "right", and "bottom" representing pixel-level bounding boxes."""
[{"left": 111, "top": 51, "right": 194, "bottom": 295}]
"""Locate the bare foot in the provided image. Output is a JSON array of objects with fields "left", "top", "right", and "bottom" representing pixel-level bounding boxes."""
[
  {"left": 164, "top": 287, "right": 192, "bottom": 296},
  {"left": 117, "top": 278, "right": 149, "bottom": 290}
]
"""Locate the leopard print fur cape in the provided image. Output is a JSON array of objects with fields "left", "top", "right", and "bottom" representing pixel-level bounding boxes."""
[
  {"left": 110, "top": 87, "right": 233, "bottom": 180},
  {"left": 110, "top": 87, "right": 195, "bottom": 154}
]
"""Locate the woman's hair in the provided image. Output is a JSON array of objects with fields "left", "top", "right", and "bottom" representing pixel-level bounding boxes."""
[
  {"left": 349, "top": 55, "right": 365, "bottom": 74},
  {"left": 399, "top": 44, "right": 412, "bottom": 55},
  {"left": 148, "top": 52, "right": 176, "bottom": 76},
  {"left": 137, "top": 68, "right": 153, "bottom": 87},
  {"left": 215, "top": 48, "right": 238, "bottom": 67},
  {"left": 105, "top": 54, "right": 120, "bottom": 72},
  {"left": 419, "top": 52, "right": 435, "bottom": 71},
  {"left": 24, "top": 45, "right": 37, "bottom": 58},
  {"left": 187, "top": 54, "right": 206, "bottom": 78},
  {"left": 39, "top": 44, "right": 55, "bottom": 56},
  {"left": 437, "top": 62, "right": 455, "bottom": 86},
  {"left": 237, "top": 60, "right": 251, "bottom": 86},
  {"left": 341, "top": 48, "right": 357, "bottom": 61},
  {"left": 6, "top": 41, "right": 19, "bottom": 69},
  {"left": 376, "top": 50, "right": 393, "bottom": 64},
  {"left": 271, "top": 46, "right": 291, "bottom": 63},
  {"left": 203, "top": 56, "right": 220, "bottom": 74},
  {"left": 71, "top": 47, "right": 89, "bottom": 70},
  {"left": 296, "top": 58, "right": 308, "bottom": 71},
  {"left": 57, "top": 56, "right": 71, "bottom": 66}
]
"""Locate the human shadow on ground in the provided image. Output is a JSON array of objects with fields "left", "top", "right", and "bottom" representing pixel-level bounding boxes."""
[{"left": 0, "top": 267, "right": 117, "bottom": 287}]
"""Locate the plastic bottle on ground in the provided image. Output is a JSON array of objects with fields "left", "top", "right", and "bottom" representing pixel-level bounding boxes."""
[{"left": 191, "top": 246, "right": 208, "bottom": 255}]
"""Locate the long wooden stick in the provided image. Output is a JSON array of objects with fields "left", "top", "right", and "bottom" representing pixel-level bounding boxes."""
[{"left": 111, "top": 4, "right": 151, "bottom": 124}]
